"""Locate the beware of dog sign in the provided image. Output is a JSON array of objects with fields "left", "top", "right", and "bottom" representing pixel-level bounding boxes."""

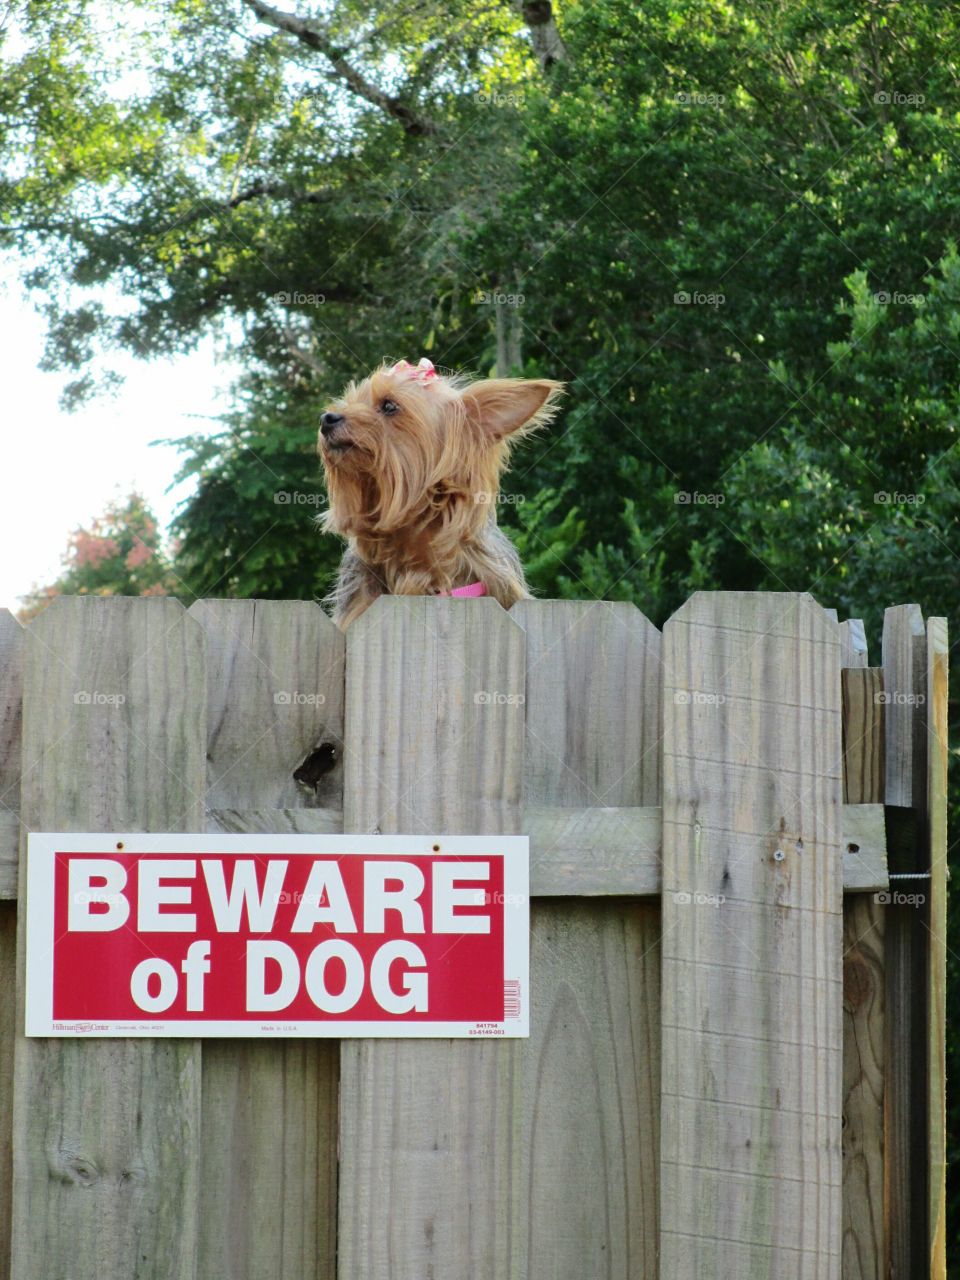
[{"left": 25, "top": 834, "right": 529, "bottom": 1038}]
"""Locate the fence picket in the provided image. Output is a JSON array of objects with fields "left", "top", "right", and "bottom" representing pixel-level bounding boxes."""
[
  {"left": 0, "top": 611, "right": 23, "bottom": 898},
  {"left": 881, "top": 603, "right": 928, "bottom": 1277},
  {"left": 189, "top": 599, "right": 343, "bottom": 1280},
  {"left": 512, "top": 600, "right": 661, "bottom": 1279},
  {"left": 338, "top": 597, "right": 525, "bottom": 1278},
  {"left": 190, "top": 598, "right": 344, "bottom": 811},
  {"left": 660, "top": 592, "right": 843, "bottom": 1278},
  {"left": 0, "top": 609, "right": 23, "bottom": 1280},
  {"left": 925, "top": 616, "right": 948, "bottom": 1279},
  {"left": 840, "top": 618, "right": 869, "bottom": 669},
  {"left": 0, "top": 904, "right": 13, "bottom": 1280},
  {"left": 839, "top": 635, "right": 886, "bottom": 1280},
  {"left": 12, "top": 598, "right": 206, "bottom": 1280}
]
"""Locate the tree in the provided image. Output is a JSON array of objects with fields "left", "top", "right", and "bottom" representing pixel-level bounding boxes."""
[
  {"left": 6, "top": 0, "right": 956, "bottom": 616},
  {"left": 1, "top": 0, "right": 569, "bottom": 598},
  {"left": 18, "top": 493, "right": 176, "bottom": 621}
]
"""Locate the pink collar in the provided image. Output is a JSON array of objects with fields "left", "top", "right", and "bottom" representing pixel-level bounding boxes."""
[{"left": 441, "top": 581, "right": 487, "bottom": 598}]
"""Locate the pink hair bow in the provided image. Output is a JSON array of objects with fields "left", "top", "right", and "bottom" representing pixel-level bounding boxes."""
[{"left": 390, "top": 357, "right": 438, "bottom": 382}]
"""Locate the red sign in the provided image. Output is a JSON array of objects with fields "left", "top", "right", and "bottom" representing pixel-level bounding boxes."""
[{"left": 25, "top": 835, "right": 528, "bottom": 1037}]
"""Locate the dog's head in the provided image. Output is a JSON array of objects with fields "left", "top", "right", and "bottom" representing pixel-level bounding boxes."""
[{"left": 318, "top": 358, "right": 564, "bottom": 538}]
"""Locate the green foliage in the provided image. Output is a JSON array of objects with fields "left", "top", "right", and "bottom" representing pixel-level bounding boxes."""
[{"left": 161, "top": 385, "right": 335, "bottom": 600}]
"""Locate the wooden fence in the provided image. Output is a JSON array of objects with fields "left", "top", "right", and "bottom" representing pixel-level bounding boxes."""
[{"left": 0, "top": 590, "right": 948, "bottom": 1279}]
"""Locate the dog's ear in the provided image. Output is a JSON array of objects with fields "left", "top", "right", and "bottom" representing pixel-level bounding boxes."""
[{"left": 462, "top": 378, "right": 565, "bottom": 441}]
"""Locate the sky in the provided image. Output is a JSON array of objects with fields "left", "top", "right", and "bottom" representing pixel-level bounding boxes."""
[{"left": 0, "top": 267, "right": 231, "bottom": 614}]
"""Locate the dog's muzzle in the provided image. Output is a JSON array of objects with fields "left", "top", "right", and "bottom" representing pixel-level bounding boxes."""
[{"left": 320, "top": 412, "right": 352, "bottom": 451}]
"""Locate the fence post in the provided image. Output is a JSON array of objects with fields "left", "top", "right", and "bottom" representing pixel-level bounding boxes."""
[
  {"left": 337, "top": 597, "right": 526, "bottom": 1278},
  {"left": 660, "top": 591, "right": 843, "bottom": 1276},
  {"left": 189, "top": 599, "right": 344, "bottom": 1280},
  {"left": 11, "top": 598, "right": 206, "bottom": 1280}
]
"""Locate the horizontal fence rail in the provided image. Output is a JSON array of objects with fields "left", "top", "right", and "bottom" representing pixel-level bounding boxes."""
[{"left": 0, "top": 591, "right": 948, "bottom": 1280}]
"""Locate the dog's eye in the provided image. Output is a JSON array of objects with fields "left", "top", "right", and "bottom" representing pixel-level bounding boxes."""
[{"left": 380, "top": 399, "right": 399, "bottom": 416}]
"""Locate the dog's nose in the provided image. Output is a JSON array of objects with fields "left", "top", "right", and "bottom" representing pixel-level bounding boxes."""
[{"left": 321, "top": 412, "right": 345, "bottom": 436}]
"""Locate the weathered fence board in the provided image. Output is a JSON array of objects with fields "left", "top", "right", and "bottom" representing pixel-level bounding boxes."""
[
  {"left": 190, "top": 598, "right": 345, "bottom": 810},
  {"left": 189, "top": 600, "right": 343, "bottom": 1280},
  {"left": 660, "top": 592, "right": 843, "bottom": 1279},
  {"left": 881, "top": 603, "right": 928, "bottom": 1278},
  {"left": 527, "top": 804, "right": 661, "bottom": 894},
  {"left": 0, "top": 612, "right": 23, "bottom": 898},
  {"left": 841, "top": 668, "right": 884, "bottom": 810},
  {"left": 0, "top": 610, "right": 22, "bottom": 1280},
  {"left": 338, "top": 598, "right": 526, "bottom": 1278},
  {"left": 11, "top": 598, "right": 206, "bottom": 1280},
  {"left": 925, "top": 616, "right": 948, "bottom": 1279},
  {"left": 208, "top": 807, "right": 342, "bottom": 836},
  {"left": 838, "top": 805, "right": 886, "bottom": 892},
  {"left": 516, "top": 600, "right": 661, "bottom": 807},
  {"left": 840, "top": 644, "right": 886, "bottom": 1280},
  {"left": 209, "top": 801, "right": 885, "bottom": 895},
  {"left": 839, "top": 618, "right": 868, "bottom": 669},
  {"left": 883, "top": 604, "right": 927, "bottom": 809},
  {"left": 525, "top": 902, "right": 658, "bottom": 1278},
  {"left": 514, "top": 600, "right": 661, "bottom": 1279},
  {"left": 0, "top": 902, "right": 14, "bottom": 1280}
]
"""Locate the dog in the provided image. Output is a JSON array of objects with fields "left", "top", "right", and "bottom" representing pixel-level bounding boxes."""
[{"left": 318, "top": 358, "right": 564, "bottom": 628}]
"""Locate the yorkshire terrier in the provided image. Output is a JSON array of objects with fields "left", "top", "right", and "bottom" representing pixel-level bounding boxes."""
[{"left": 318, "top": 358, "right": 564, "bottom": 628}]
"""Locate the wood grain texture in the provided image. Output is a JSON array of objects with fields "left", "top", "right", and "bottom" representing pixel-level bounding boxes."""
[
  {"left": 206, "top": 803, "right": 885, "bottom": 895},
  {"left": 514, "top": 601, "right": 661, "bottom": 807},
  {"left": 338, "top": 598, "right": 526, "bottom": 1279},
  {"left": 925, "top": 616, "right": 948, "bottom": 1279},
  {"left": 0, "top": 902, "right": 15, "bottom": 1280},
  {"left": 517, "top": 597, "right": 662, "bottom": 1279},
  {"left": 525, "top": 901, "right": 659, "bottom": 1280},
  {"left": 0, "top": 614, "right": 20, "bottom": 1276},
  {"left": 0, "top": 815, "right": 17, "bottom": 901},
  {"left": 207, "top": 806, "right": 342, "bottom": 837},
  {"left": 882, "top": 604, "right": 926, "bottom": 809},
  {"left": 0, "top": 612, "right": 24, "bottom": 898},
  {"left": 839, "top": 633, "right": 886, "bottom": 1280},
  {"left": 514, "top": 600, "right": 662, "bottom": 1280},
  {"left": 188, "top": 599, "right": 344, "bottom": 809},
  {"left": 12, "top": 597, "right": 205, "bottom": 1280},
  {"left": 881, "top": 604, "right": 928, "bottom": 1279},
  {"left": 188, "top": 600, "right": 342, "bottom": 1280},
  {"left": 660, "top": 592, "right": 843, "bottom": 1279},
  {"left": 841, "top": 896, "right": 885, "bottom": 1280},
  {"left": 839, "top": 619, "right": 868, "bottom": 669},
  {"left": 839, "top": 806, "right": 886, "bottom": 892},
  {"left": 527, "top": 802, "right": 661, "bottom": 894},
  {"left": 342, "top": 596, "right": 525, "bottom": 835},
  {"left": 842, "top": 669, "right": 884, "bottom": 809}
]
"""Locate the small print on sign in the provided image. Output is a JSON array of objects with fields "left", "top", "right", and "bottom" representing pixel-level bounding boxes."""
[{"left": 25, "top": 834, "right": 529, "bottom": 1038}]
